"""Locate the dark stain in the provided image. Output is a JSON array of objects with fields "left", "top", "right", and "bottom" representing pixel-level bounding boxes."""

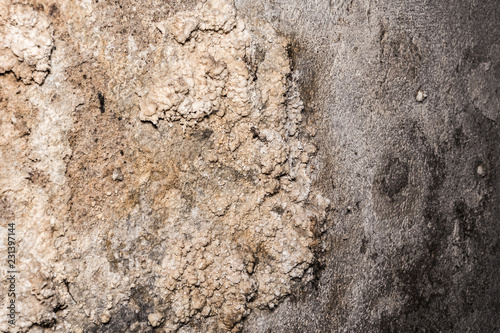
[
  {"left": 98, "top": 92, "right": 105, "bottom": 113},
  {"left": 250, "top": 126, "right": 260, "bottom": 139},
  {"left": 360, "top": 237, "right": 368, "bottom": 254},
  {"left": 26, "top": 169, "right": 50, "bottom": 187},
  {"left": 244, "top": 41, "right": 266, "bottom": 82},
  {"left": 454, "top": 201, "right": 477, "bottom": 239},
  {"left": 379, "top": 231, "right": 451, "bottom": 332},
  {"left": 453, "top": 126, "right": 467, "bottom": 148},
  {"left": 288, "top": 255, "right": 325, "bottom": 304},
  {"left": 379, "top": 21, "right": 388, "bottom": 49},
  {"left": 0, "top": 195, "right": 14, "bottom": 222},
  {"left": 375, "top": 103, "right": 500, "bottom": 331},
  {"left": 284, "top": 36, "right": 318, "bottom": 117},
  {"left": 49, "top": 3, "right": 59, "bottom": 16},
  {"left": 86, "top": 303, "right": 154, "bottom": 333},
  {"left": 286, "top": 40, "right": 301, "bottom": 72},
  {"left": 271, "top": 206, "right": 285, "bottom": 215},
  {"left": 39, "top": 316, "right": 56, "bottom": 328},
  {"left": 12, "top": 115, "right": 30, "bottom": 137},
  {"left": 195, "top": 127, "right": 213, "bottom": 140},
  {"left": 378, "top": 23, "right": 421, "bottom": 82},
  {"left": 369, "top": 120, "right": 453, "bottom": 331},
  {"left": 250, "top": 126, "right": 267, "bottom": 142},
  {"left": 376, "top": 157, "right": 409, "bottom": 199},
  {"left": 463, "top": 43, "right": 489, "bottom": 70}
]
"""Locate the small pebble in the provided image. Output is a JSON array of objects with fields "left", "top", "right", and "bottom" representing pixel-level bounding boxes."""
[
  {"left": 148, "top": 312, "right": 164, "bottom": 327},
  {"left": 112, "top": 167, "right": 124, "bottom": 181},
  {"left": 416, "top": 89, "right": 427, "bottom": 102},
  {"left": 100, "top": 310, "right": 111, "bottom": 324},
  {"left": 477, "top": 164, "right": 486, "bottom": 177}
]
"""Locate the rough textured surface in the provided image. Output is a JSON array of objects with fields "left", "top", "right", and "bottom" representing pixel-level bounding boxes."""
[
  {"left": 235, "top": 0, "right": 500, "bottom": 332},
  {"left": 0, "top": 1, "right": 53, "bottom": 84},
  {"left": 0, "top": 0, "right": 328, "bottom": 332},
  {"left": 0, "top": 0, "right": 499, "bottom": 332}
]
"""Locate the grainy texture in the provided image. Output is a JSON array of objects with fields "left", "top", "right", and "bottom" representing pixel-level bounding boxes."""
[
  {"left": 235, "top": 0, "right": 500, "bottom": 332},
  {"left": 0, "top": 0, "right": 499, "bottom": 332}
]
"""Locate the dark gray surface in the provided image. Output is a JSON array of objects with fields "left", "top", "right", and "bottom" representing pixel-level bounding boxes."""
[{"left": 236, "top": 0, "right": 500, "bottom": 331}]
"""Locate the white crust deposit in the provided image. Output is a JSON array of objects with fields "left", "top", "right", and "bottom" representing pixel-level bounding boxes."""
[
  {"left": 0, "top": 1, "right": 53, "bottom": 84},
  {"left": 0, "top": 0, "right": 329, "bottom": 331},
  {"left": 136, "top": 0, "right": 330, "bottom": 330}
]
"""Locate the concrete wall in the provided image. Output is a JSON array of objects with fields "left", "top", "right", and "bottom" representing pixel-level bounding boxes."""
[{"left": 236, "top": 0, "right": 500, "bottom": 331}]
